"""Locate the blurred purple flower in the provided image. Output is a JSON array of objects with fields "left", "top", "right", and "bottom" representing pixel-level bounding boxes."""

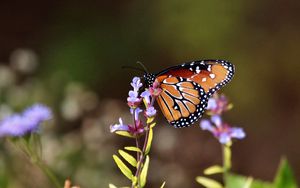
[
  {"left": 0, "top": 115, "right": 28, "bottom": 137},
  {"left": 206, "top": 94, "right": 232, "bottom": 115},
  {"left": 0, "top": 104, "right": 52, "bottom": 137},
  {"left": 23, "top": 104, "right": 52, "bottom": 123},
  {"left": 200, "top": 115, "right": 245, "bottom": 144}
]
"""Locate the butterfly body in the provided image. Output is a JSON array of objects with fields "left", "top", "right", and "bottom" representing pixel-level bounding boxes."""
[{"left": 144, "top": 60, "right": 234, "bottom": 128}]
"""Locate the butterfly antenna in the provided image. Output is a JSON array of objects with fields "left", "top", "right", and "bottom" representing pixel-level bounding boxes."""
[
  {"left": 121, "top": 65, "right": 146, "bottom": 73},
  {"left": 136, "top": 61, "right": 149, "bottom": 73}
]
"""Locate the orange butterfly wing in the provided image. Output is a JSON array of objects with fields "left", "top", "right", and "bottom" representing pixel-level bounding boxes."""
[
  {"left": 153, "top": 60, "right": 234, "bottom": 128},
  {"left": 155, "top": 77, "right": 207, "bottom": 128}
]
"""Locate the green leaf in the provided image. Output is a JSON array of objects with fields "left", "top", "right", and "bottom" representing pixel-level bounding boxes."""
[
  {"left": 109, "top": 184, "right": 130, "bottom": 188},
  {"left": 195, "top": 176, "right": 223, "bottom": 188},
  {"left": 160, "top": 181, "right": 166, "bottom": 188},
  {"left": 113, "top": 155, "right": 133, "bottom": 180},
  {"left": 124, "top": 146, "right": 142, "bottom": 153},
  {"left": 273, "top": 158, "right": 298, "bottom": 188},
  {"left": 115, "top": 131, "right": 135, "bottom": 138},
  {"left": 204, "top": 165, "right": 224, "bottom": 175},
  {"left": 109, "top": 184, "right": 118, "bottom": 188},
  {"left": 149, "top": 122, "right": 156, "bottom": 128},
  {"left": 145, "top": 128, "right": 153, "bottom": 155},
  {"left": 243, "top": 177, "right": 253, "bottom": 188},
  {"left": 146, "top": 117, "right": 154, "bottom": 124},
  {"left": 132, "top": 176, "right": 138, "bottom": 185},
  {"left": 225, "top": 173, "right": 273, "bottom": 188},
  {"left": 140, "top": 155, "right": 150, "bottom": 187},
  {"left": 119, "top": 150, "right": 137, "bottom": 167}
]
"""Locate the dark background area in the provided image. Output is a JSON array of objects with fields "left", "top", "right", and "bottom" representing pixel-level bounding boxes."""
[{"left": 0, "top": 0, "right": 299, "bottom": 187}]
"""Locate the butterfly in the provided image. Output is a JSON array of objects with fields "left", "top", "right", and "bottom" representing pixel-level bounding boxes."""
[{"left": 143, "top": 60, "right": 234, "bottom": 128}]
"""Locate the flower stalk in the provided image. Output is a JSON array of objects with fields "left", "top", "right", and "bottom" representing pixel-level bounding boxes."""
[
  {"left": 110, "top": 77, "right": 159, "bottom": 188},
  {"left": 133, "top": 119, "right": 152, "bottom": 188},
  {"left": 197, "top": 93, "right": 246, "bottom": 188},
  {"left": 222, "top": 142, "right": 232, "bottom": 186},
  {"left": 10, "top": 136, "right": 62, "bottom": 188}
]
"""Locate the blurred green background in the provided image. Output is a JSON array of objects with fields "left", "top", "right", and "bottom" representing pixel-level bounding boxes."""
[{"left": 0, "top": 0, "right": 299, "bottom": 187}]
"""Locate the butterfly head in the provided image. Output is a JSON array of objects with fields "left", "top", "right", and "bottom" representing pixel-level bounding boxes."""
[{"left": 143, "top": 73, "right": 156, "bottom": 87}]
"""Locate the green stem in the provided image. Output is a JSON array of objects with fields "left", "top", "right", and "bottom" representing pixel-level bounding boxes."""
[
  {"left": 132, "top": 127, "right": 150, "bottom": 188},
  {"left": 222, "top": 143, "right": 232, "bottom": 187},
  {"left": 131, "top": 95, "right": 157, "bottom": 188},
  {"left": 10, "top": 138, "right": 62, "bottom": 188},
  {"left": 35, "top": 160, "right": 62, "bottom": 188}
]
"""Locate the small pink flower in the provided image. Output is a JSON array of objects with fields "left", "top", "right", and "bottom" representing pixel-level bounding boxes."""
[{"left": 148, "top": 81, "right": 162, "bottom": 97}]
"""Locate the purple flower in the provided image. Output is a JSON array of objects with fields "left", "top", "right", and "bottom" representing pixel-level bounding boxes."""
[
  {"left": 141, "top": 90, "right": 151, "bottom": 105},
  {"left": 206, "top": 94, "right": 232, "bottom": 115},
  {"left": 0, "top": 104, "right": 52, "bottom": 137},
  {"left": 127, "top": 77, "right": 143, "bottom": 108},
  {"left": 128, "top": 107, "right": 145, "bottom": 134},
  {"left": 128, "top": 120, "right": 144, "bottom": 135},
  {"left": 133, "top": 107, "right": 143, "bottom": 121},
  {"left": 110, "top": 118, "right": 129, "bottom": 133},
  {"left": 145, "top": 106, "right": 156, "bottom": 117},
  {"left": 111, "top": 108, "right": 145, "bottom": 135},
  {"left": 22, "top": 104, "right": 52, "bottom": 124},
  {"left": 127, "top": 90, "right": 141, "bottom": 103},
  {"left": 200, "top": 115, "right": 245, "bottom": 144},
  {"left": 131, "top": 77, "right": 143, "bottom": 92},
  {"left": 0, "top": 115, "right": 28, "bottom": 136}
]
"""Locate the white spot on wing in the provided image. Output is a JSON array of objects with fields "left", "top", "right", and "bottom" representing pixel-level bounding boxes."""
[
  {"left": 207, "top": 66, "right": 212, "bottom": 72},
  {"left": 209, "top": 73, "right": 215, "bottom": 79}
]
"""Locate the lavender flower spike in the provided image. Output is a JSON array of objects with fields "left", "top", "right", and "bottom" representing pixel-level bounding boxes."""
[
  {"left": 127, "top": 90, "right": 140, "bottom": 103},
  {"left": 127, "top": 77, "right": 143, "bottom": 108}
]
